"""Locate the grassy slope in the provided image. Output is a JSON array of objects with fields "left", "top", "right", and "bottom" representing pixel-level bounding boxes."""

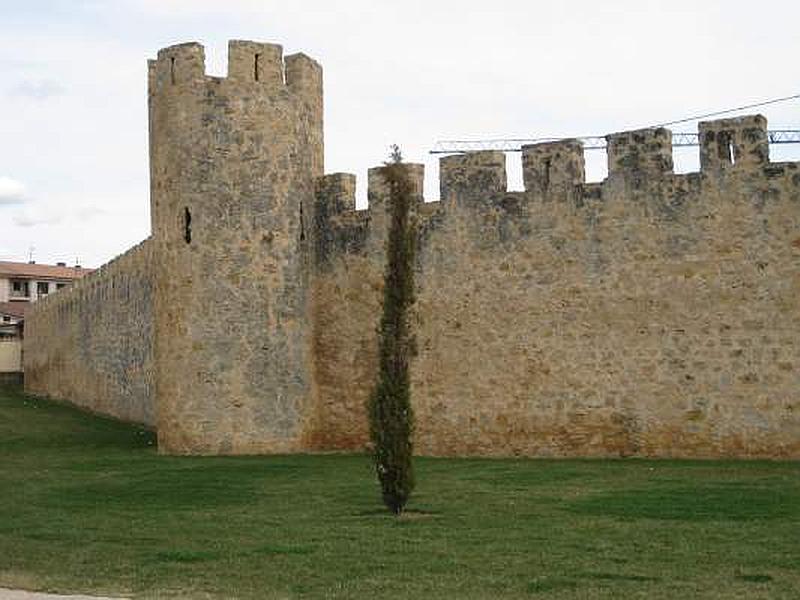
[{"left": 0, "top": 384, "right": 798, "bottom": 599}]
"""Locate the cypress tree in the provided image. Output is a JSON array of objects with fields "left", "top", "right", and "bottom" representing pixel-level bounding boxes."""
[{"left": 368, "top": 145, "right": 416, "bottom": 515}]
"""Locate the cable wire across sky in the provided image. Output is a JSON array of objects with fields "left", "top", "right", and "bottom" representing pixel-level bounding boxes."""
[
  {"left": 654, "top": 92, "right": 800, "bottom": 128},
  {"left": 432, "top": 93, "right": 800, "bottom": 154}
]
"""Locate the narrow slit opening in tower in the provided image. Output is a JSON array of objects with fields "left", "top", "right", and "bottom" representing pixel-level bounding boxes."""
[
  {"left": 299, "top": 202, "right": 306, "bottom": 241},
  {"left": 183, "top": 207, "right": 192, "bottom": 244},
  {"left": 170, "top": 57, "right": 176, "bottom": 85},
  {"left": 254, "top": 54, "right": 261, "bottom": 81},
  {"left": 717, "top": 132, "right": 734, "bottom": 165},
  {"left": 543, "top": 157, "right": 552, "bottom": 191}
]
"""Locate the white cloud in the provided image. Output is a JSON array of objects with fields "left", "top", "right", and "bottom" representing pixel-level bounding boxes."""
[
  {"left": 0, "top": 177, "right": 28, "bottom": 205},
  {"left": 74, "top": 205, "right": 109, "bottom": 219},
  {"left": 14, "top": 215, "right": 61, "bottom": 227},
  {"left": 15, "top": 204, "right": 110, "bottom": 227},
  {"left": 13, "top": 207, "right": 64, "bottom": 228},
  {"left": 7, "top": 79, "right": 65, "bottom": 100}
]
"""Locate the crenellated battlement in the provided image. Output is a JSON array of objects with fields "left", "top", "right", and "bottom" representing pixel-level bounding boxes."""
[
  {"left": 313, "top": 114, "right": 799, "bottom": 276},
  {"left": 699, "top": 114, "right": 769, "bottom": 172},
  {"left": 316, "top": 173, "right": 357, "bottom": 215},
  {"left": 31, "top": 237, "right": 153, "bottom": 314},
  {"left": 147, "top": 40, "right": 321, "bottom": 100},
  {"left": 606, "top": 127, "right": 673, "bottom": 177},
  {"left": 440, "top": 151, "right": 507, "bottom": 203},
  {"left": 367, "top": 164, "right": 425, "bottom": 206},
  {"left": 522, "top": 139, "right": 585, "bottom": 195},
  {"left": 317, "top": 115, "right": 793, "bottom": 217}
]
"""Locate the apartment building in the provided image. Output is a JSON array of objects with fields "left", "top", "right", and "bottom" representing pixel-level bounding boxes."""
[
  {"left": 0, "top": 261, "right": 91, "bottom": 379},
  {"left": 0, "top": 260, "right": 91, "bottom": 339},
  {"left": 0, "top": 260, "right": 90, "bottom": 306}
]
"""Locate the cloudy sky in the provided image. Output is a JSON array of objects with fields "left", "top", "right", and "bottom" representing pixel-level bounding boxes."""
[{"left": 1, "top": 0, "right": 799, "bottom": 267}]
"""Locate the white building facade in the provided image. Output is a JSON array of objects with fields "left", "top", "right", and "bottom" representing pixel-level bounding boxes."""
[
  {"left": 0, "top": 261, "right": 90, "bottom": 306},
  {"left": 0, "top": 261, "right": 91, "bottom": 376}
]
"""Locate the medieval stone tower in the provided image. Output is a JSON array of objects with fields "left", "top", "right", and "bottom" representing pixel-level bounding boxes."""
[{"left": 147, "top": 41, "right": 323, "bottom": 454}]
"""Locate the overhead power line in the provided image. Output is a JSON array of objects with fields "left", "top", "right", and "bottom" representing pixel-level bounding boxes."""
[
  {"left": 655, "top": 93, "right": 800, "bottom": 128},
  {"left": 431, "top": 93, "right": 800, "bottom": 154},
  {"left": 430, "top": 130, "right": 800, "bottom": 154}
]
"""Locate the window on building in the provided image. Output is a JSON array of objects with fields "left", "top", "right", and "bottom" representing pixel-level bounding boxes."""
[
  {"left": 37, "top": 281, "right": 50, "bottom": 296},
  {"left": 56, "top": 283, "right": 66, "bottom": 290},
  {"left": 11, "top": 280, "right": 29, "bottom": 297},
  {"left": 2, "top": 316, "right": 10, "bottom": 323}
]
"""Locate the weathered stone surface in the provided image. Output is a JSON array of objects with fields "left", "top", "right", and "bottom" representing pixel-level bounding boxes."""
[
  {"left": 24, "top": 240, "right": 154, "bottom": 426},
  {"left": 148, "top": 41, "right": 323, "bottom": 455},
  {"left": 522, "top": 139, "right": 584, "bottom": 196},
  {"left": 312, "top": 123, "right": 800, "bottom": 459},
  {"left": 22, "top": 39, "right": 800, "bottom": 458},
  {"left": 699, "top": 115, "right": 769, "bottom": 172}
]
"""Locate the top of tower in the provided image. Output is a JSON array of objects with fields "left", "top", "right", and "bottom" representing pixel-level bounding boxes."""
[{"left": 147, "top": 40, "right": 321, "bottom": 96}]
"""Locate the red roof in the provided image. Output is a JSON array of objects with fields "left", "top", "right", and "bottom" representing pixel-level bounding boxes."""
[
  {"left": 0, "top": 261, "right": 92, "bottom": 281},
  {"left": 0, "top": 302, "right": 29, "bottom": 319}
]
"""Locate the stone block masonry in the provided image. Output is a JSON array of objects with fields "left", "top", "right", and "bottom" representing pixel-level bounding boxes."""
[
  {"left": 24, "top": 39, "right": 800, "bottom": 458},
  {"left": 148, "top": 41, "right": 322, "bottom": 454},
  {"left": 313, "top": 121, "right": 800, "bottom": 459},
  {"left": 25, "top": 239, "right": 154, "bottom": 426}
]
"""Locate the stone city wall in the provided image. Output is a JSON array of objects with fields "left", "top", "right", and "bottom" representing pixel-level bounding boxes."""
[
  {"left": 312, "top": 115, "right": 800, "bottom": 458},
  {"left": 19, "top": 39, "right": 800, "bottom": 459},
  {"left": 24, "top": 239, "right": 155, "bottom": 426}
]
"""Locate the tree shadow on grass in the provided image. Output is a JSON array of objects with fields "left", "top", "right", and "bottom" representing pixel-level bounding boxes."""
[{"left": 352, "top": 508, "right": 440, "bottom": 520}]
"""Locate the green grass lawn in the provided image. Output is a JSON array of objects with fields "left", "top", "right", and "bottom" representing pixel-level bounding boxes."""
[{"left": 0, "top": 384, "right": 798, "bottom": 599}]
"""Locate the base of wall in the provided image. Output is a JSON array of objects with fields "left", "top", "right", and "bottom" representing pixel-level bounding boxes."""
[{"left": 0, "top": 372, "right": 23, "bottom": 386}]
